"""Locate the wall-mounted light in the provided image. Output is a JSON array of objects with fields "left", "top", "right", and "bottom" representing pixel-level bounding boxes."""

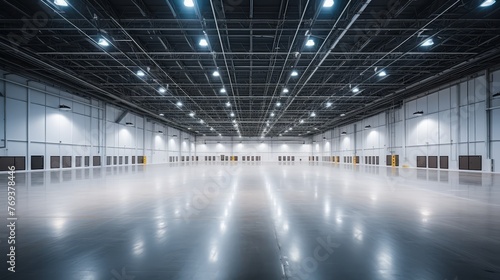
[
  {"left": 341, "top": 131, "right": 347, "bottom": 135},
  {"left": 492, "top": 92, "right": 500, "bottom": 97},
  {"left": 413, "top": 111, "right": 424, "bottom": 116},
  {"left": 171, "top": 134, "right": 178, "bottom": 138},
  {"left": 59, "top": 104, "right": 71, "bottom": 111},
  {"left": 364, "top": 125, "right": 372, "bottom": 129},
  {"left": 156, "top": 130, "right": 164, "bottom": 134},
  {"left": 125, "top": 122, "right": 134, "bottom": 127},
  {"left": 323, "top": 137, "right": 327, "bottom": 141}
]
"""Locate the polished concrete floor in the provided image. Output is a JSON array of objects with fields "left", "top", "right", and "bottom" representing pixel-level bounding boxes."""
[{"left": 1, "top": 163, "right": 500, "bottom": 279}]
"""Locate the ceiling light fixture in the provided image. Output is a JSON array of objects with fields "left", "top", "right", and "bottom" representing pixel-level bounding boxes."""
[
  {"left": 176, "top": 101, "right": 183, "bottom": 107},
  {"left": 421, "top": 38, "right": 434, "bottom": 47},
  {"left": 378, "top": 70, "right": 387, "bottom": 77},
  {"left": 199, "top": 38, "right": 208, "bottom": 47},
  {"left": 184, "top": 0, "right": 194, "bottom": 7},
  {"left": 213, "top": 71, "right": 220, "bottom": 77},
  {"left": 291, "top": 70, "right": 299, "bottom": 77},
  {"left": 97, "top": 38, "right": 109, "bottom": 47},
  {"left": 189, "top": 112, "right": 195, "bottom": 117},
  {"left": 480, "top": 0, "right": 496, "bottom": 7},
  {"left": 276, "top": 102, "right": 281, "bottom": 107},
  {"left": 282, "top": 88, "right": 289, "bottom": 93},
  {"left": 352, "top": 87, "right": 360, "bottom": 93},
  {"left": 326, "top": 102, "right": 332, "bottom": 107},
  {"left": 311, "top": 112, "right": 316, "bottom": 117},
  {"left": 159, "top": 113, "right": 164, "bottom": 117},
  {"left": 226, "top": 102, "right": 231, "bottom": 107},
  {"left": 158, "top": 87, "right": 166, "bottom": 94},
  {"left": 136, "top": 70, "right": 145, "bottom": 77},
  {"left": 323, "top": 0, "right": 334, "bottom": 7},
  {"left": 300, "top": 119, "right": 304, "bottom": 123},
  {"left": 271, "top": 112, "right": 275, "bottom": 117},
  {"left": 220, "top": 88, "right": 226, "bottom": 93},
  {"left": 340, "top": 113, "right": 346, "bottom": 117},
  {"left": 230, "top": 112, "right": 235, "bottom": 117},
  {"left": 306, "top": 39, "right": 315, "bottom": 47},
  {"left": 54, "top": 0, "right": 68, "bottom": 6}
]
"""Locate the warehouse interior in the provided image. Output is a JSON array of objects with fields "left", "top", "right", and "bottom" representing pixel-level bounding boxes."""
[{"left": 1, "top": 0, "right": 500, "bottom": 279}]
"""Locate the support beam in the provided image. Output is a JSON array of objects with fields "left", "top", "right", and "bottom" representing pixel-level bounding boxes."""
[{"left": 115, "top": 110, "right": 129, "bottom": 124}]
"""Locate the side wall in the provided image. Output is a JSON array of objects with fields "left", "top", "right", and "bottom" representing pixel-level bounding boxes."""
[
  {"left": 0, "top": 71, "right": 195, "bottom": 170},
  {"left": 195, "top": 136, "right": 312, "bottom": 162},
  {"left": 313, "top": 69, "right": 500, "bottom": 172}
]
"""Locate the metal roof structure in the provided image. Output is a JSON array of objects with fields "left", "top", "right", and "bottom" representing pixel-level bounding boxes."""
[{"left": 1, "top": 0, "right": 500, "bottom": 136}]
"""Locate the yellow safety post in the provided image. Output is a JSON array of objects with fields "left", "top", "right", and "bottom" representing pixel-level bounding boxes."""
[
  {"left": 143, "top": 156, "right": 147, "bottom": 164},
  {"left": 391, "top": 155, "right": 396, "bottom": 167}
]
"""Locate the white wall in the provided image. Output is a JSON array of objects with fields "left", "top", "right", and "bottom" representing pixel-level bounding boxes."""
[
  {"left": 1, "top": 67, "right": 499, "bottom": 172},
  {"left": 0, "top": 70, "right": 195, "bottom": 170},
  {"left": 313, "top": 69, "right": 500, "bottom": 172},
  {"left": 195, "top": 136, "right": 312, "bottom": 162}
]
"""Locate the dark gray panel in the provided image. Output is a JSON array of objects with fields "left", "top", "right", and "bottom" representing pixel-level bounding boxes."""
[
  {"left": 417, "top": 156, "right": 427, "bottom": 168},
  {"left": 428, "top": 156, "right": 438, "bottom": 169},
  {"left": 93, "top": 156, "right": 101, "bottom": 166},
  {"left": 75, "top": 156, "right": 82, "bottom": 167},
  {"left": 14, "top": 157, "right": 26, "bottom": 170},
  {"left": 459, "top": 156, "right": 469, "bottom": 170},
  {"left": 50, "top": 156, "right": 60, "bottom": 169},
  {"left": 31, "top": 156, "right": 44, "bottom": 170},
  {"left": 62, "top": 156, "right": 72, "bottom": 168},
  {"left": 0, "top": 157, "right": 15, "bottom": 171},
  {"left": 440, "top": 156, "right": 449, "bottom": 169},
  {"left": 469, "top": 156, "right": 482, "bottom": 171}
]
